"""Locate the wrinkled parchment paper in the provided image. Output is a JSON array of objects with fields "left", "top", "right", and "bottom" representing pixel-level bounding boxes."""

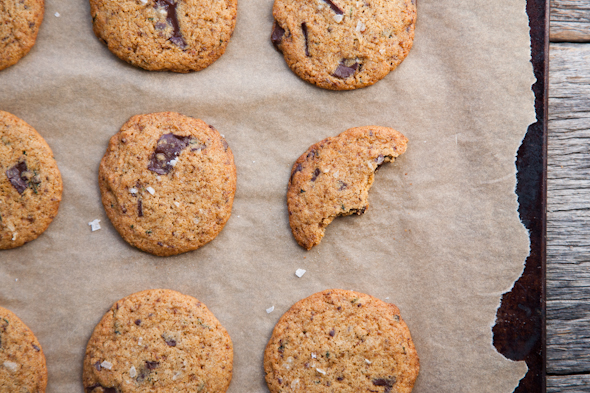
[{"left": 0, "top": 0, "right": 536, "bottom": 391}]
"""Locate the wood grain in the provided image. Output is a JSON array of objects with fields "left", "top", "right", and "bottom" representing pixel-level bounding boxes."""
[
  {"left": 547, "top": 42, "right": 590, "bottom": 382},
  {"left": 550, "top": 0, "right": 590, "bottom": 42}
]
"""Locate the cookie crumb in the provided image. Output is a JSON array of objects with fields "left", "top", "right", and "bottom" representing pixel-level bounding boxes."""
[
  {"left": 129, "top": 366, "right": 137, "bottom": 377},
  {"left": 146, "top": 186, "right": 155, "bottom": 195},
  {"left": 100, "top": 361, "right": 113, "bottom": 370},
  {"left": 295, "top": 268, "right": 306, "bottom": 278},
  {"left": 3, "top": 361, "right": 18, "bottom": 372},
  {"left": 266, "top": 306, "right": 275, "bottom": 314},
  {"left": 88, "top": 219, "right": 101, "bottom": 232},
  {"left": 54, "top": 12, "right": 60, "bottom": 17}
]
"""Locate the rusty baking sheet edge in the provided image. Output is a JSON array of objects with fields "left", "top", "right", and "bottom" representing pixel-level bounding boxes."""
[{"left": 492, "top": 0, "right": 548, "bottom": 392}]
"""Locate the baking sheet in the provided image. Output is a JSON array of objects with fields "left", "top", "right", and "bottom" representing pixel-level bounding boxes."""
[{"left": 0, "top": 0, "right": 536, "bottom": 391}]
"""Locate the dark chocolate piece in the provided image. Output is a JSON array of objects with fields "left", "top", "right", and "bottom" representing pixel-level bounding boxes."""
[
  {"left": 138, "top": 199, "right": 143, "bottom": 217},
  {"left": 154, "top": 0, "right": 187, "bottom": 49},
  {"left": 162, "top": 334, "right": 177, "bottom": 346},
  {"left": 147, "top": 133, "right": 191, "bottom": 175},
  {"left": 302, "top": 23, "right": 310, "bottom": 57},
  {"left": 135, "top": 319, "right": 141, "bottom": 325},
  {"left": 322, "top": 0, "right": 344, "bottom": 14},
  {"left": 332, "top": 61, "right": 359, "bottom": 79},
  {"left": 145, "top": 361, "right": 159, "bottom": 370},
  {"left": 271, "top": 21, "right": 285, "bottom": 50},
  {"left": 311, "top": 168, "right": 320, "bottom": 181},
  {"left": 329, "top": 328, "right": 335, "bottom": 337},
  {"left": 372, "top": 377, "right": 396, "bottom": 393},
  {"left": 290, "top": 163, "right": 302, "bottom": 183},
  {"left": 5, "top": 161, "right": 29, "bottom": 194},
  {"left": 86, "top": 385, "right": 119, "bottom": 393}
]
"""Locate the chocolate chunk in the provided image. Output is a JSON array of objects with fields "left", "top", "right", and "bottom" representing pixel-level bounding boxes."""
[
  {"left": 5, "top": 160, "right": 29, "bottom": 194},
  {"left": 301, "top": 23, "right": 310, "bottom": 57},
  {"left": 86, "top": 385, "right": 119, "bottom": 393},
  {"left": 154, "top": 0, "right": 187, "bottom": 49},
  {"left": 145, "top": 361, "right": 159, "bottom": 370},
  {"left": 332, "top": 61, "right": 359, "bottom": 79},
  {"left": 222, "top": 139, "right": 229, "bottom": 151},
  {"left": 94, "top": 361, "right": 102, "bottom": 371},
  {"left": 322, "top": 0, "right": 344, "bottom": 14},
  {"left": 338, "top": 181, "right": 347, "bottom": 191},
  {"left": 311, "top": 168, "right": 320, "bottom": 181},
  {"left": 372, "top": 377, "right": 396, "bottom": 393},
  {"left": 32, "top": 343, "right": 40, "bottom": 351},
  {"left": 138, "top": 199, "right": 143, "bottom": 217},
  {"left": 329, "top": 328, "right": 335, "bottom": 337},
  {"left": 337, "top": 376, "right": 344, "bottom": 381},
  {"left": 147, "top": 133, "right": 191, "bottom": 174},
  {"left": 135, "top": 319, "right": 141, "bottom": 325},
  {"left": 271, "top": 21, "right": 285, "bottom": 50},
  {"left": 306, "top": 149, "right": 317, "bottom": 160},
  {"left": 290, "top": 163, "right": 302, "bottom": 183}
]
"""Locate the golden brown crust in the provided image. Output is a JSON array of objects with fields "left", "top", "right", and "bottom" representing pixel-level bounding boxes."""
[
  {"left": 99, "top": 112, "right": 236, "bottom": 256},
  {"left": 0, "top": 110, "right": 63, "bottom": 250},
  {"left": 0, "top": 0, "right": 44, "bottom": 71},
  {"left": 83, "top": 289, "right": 233, "bottom": 393},
  {"left": 272, "top": 0, "right": 416, "bottom": 90},
  {"left": 287, "top": 126, "right": 407, "bottom": 250},
  {"left": 0, "top": 306, "right": 48, "bottom": 393},
  {"left": 89, "top": 0, "right": 237, "bottom": 72},
  {"left": 264, "top": 289, "right": 419, "bottom": 393}
]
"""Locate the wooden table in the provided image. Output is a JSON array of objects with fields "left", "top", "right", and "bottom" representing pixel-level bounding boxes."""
[{"left": 547, "top": 0, "right": 590, "bottom": 391}]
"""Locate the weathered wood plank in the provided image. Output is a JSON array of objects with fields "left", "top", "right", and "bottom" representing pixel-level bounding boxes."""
[
  {"left": 548, "top": 374, "right": 590, "bottom": 392},
  {"left": 547, "top": 43, "right": 590, "bottom": 375},
  {"left": 550, "top": 0, "right": 590, "bottom": 42}
]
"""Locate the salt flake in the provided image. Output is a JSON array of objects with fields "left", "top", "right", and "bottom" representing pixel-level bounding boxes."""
[
  {"left": 141, "top": 0, "right": 148, "bottom": 3},
  {"left": 333, "top": 14, "right": 343, "bottom": 23},
  {"left": 295, "top": 268, "right": 306, "bottom": 278},
  {"left": 365, "top": 359, "right": 372, "bottom": 364},
  {"left": 100, "top": 361, "right": 113, "bottom": 370},
  {"left": 11, "top": 232, "right": 17, "bottom": 241},
  {"left": 169, "top": 158, "right": 178, "bottom": 167},
  {"left": 146, "top": 186, "right": 155, "bottom": 195},
  {"left": 88, "top": 219, "right": 101, "bottom": 232},
  {"left": 129, "top": 188, "right": 138, "bottom": 194},
  {"left": 54, "top": 12, "right": 60, "bottom": 17},
  {"left": 355, "top": 21, "right": 366, "bottom": 32},
  {"left": 172, "top": 371, "right": 182, "bottom": 381},
  {"left": 311, "top": 353, "right": 317, "bottom": 358},
  {"left": 266, "top": 306, "right": 275, "bottom": 314},
  {"left": 316, "top": 368, "right": 326, "bottom": 375},
  {"left": 174, "top": 202, "right": 180, "bottom": 207},
  {"left": 3, "top": 361, "right": 17, "bottom": 372},
  {"left": 129, "top": 366, "right": 137, "bottom": 377}
]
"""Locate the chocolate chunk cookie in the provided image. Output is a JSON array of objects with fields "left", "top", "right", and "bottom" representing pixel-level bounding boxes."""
[
  {"left": 99, "top": 112, "right": 236, "bottom": 256},
  {"left": 0, "top": 0, "right": 44, "bottom": 71},
  {"left": 264, "top": 289, "right": 419, "bottom": 393},
  {"left": 89, "top": 0, "right": 237, "bottom": 72},
  {"left": 83, "top": 289, "right": 233, "bottom": 393},
  {"left": 0, "top": 306, "right": 48, "bottom": 393},
  {"left": 0, "top": 111, "right": 63, "bottom": 250},
  {"left": 287, "top": 126, "right": 407, "bottom": 250},
  {"left": 271, "top": 0, "right": 416, "bottom": 90}
]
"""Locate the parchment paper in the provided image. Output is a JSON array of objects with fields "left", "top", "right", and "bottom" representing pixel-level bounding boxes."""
[{"left": 0, "top": 0, "right": 536, "bottom": 391}]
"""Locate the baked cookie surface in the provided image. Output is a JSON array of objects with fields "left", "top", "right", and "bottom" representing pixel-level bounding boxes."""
[
  {"left": 0, "top": 0, "right": 44, "bottom": 71},
  {"left": 83, "top": 289, "right": 233, "bottom": 393},
  {"left": 90, "top": 0, "right": 237, "bottom": 72},
  {"left": 287, "top": 126, "right": 407, "bottom": 250},
  {"left": 264, "top": 289, "right": 419, "bottom": 393},
  {"left": 0, "top": 111, "right": 62, "bottom": 250},
  {"left": 271, "top": 0, "right": 416, "bottom": 90},
  {"left": 0, "top": 306, "right": 48, "bottom": 393},
  {"left": 99, "top": 112, "right": 236, "bottom": 256}
]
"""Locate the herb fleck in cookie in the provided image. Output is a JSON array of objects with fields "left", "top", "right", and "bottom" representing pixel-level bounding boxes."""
[
  {"left": 89, "top": 0, "right": 237, "bottom": 72},
  {"left": 83, "top": 289, "right": 233, "bottom": 393},
  {"left": 287, "top": 126, "right": 407, "bottom": 250},
  {"left": 0, "top": 0, "right": 44, "bottom": 71},
  {"left": 0, "top": 306, "right": 48, "bottom": 393},
  {"left": 99, "top": 112, "right": 236, "bottom": 256},
  {"left": 271, "top": 0, "right": 416, "bottom": 90},
  {"left": 264, "top": 289, "right": 419, "bottom": 393},
  {"left": 0, "top": 111, "right": 63, "bottom": 250}
]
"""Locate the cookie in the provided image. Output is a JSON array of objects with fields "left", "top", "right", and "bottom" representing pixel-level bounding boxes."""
[
  {"left": 0, "top": 306, "right": 48, "bottom": 393},
  {"left": 99, "top": 112, "right": 236, "bottom": 256},
  {"left": 0, "top": 0, "right": 44, "bottom": 71},
  {"left": 90, "top": 0, "right": 237, "bottom": 72},
  {"left": 0, "top": 111, "right": 63, "bottom": 250},
  {"left": 271, "top": 0, "right": 416, "bottom": 90},
  {"left": 264, "top": 289, "right": 419, "bottom": 393},
  {"left": 287, "top": 126, "right": 407, "bottom": 250},
  {"left": 83, "top": 289, "right": 233, "bottom": 393}
]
